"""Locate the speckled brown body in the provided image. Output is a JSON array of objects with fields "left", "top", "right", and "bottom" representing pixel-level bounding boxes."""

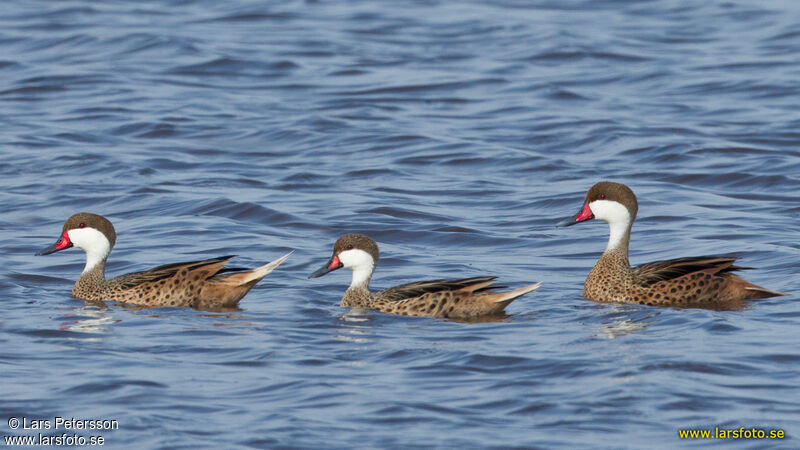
[
  {"left": 341, "top": 277, "right": 536, "bottom": 319},
  {"left": 582, "top": 250, "right": 771, "bottom": 309},
  {"left": 561, "top": 182, "right": 788, "bottom": 310},
  {"left": 70, "top": 257, "right": 263, "bottom": 310}
]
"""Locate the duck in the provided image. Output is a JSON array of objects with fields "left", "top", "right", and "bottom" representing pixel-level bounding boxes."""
[
  {"left": 308, "top": 233, "right": 540, "bottom": 319},
  {"left": 557, "top": 181, "right": 788, "bottom": 309},
  {"left": 37, "top": 212, "right": 292, "bottom": 310}
]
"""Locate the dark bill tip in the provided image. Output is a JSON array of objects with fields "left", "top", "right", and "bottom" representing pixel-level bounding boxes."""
[
  {"left": 36, "top": 241, "right": 71, "bottom": 256},
  {"left": 308, "top": 265, "right": 333, "bottom": 279},
  {"left": 36, "top": 243, "right": 59, "bottom": 256},
  {"left": 556, "top": 216, "right": 579, "bottom": 227}
]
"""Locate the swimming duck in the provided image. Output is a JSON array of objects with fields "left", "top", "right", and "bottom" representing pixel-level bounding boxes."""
[
  {"left": 309, "top": 233, "right": 540, "bottom": 319},
  {"left": 557, "top": 181, "right": 787, "bottom": 308},
  {"left": 37, "top": 212, "right": 291, "bottom": 310}
]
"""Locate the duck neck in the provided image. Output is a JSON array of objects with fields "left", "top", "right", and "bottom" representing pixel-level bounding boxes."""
[
  {"left": 348, "top": 265, "right": 373, "bottom": 291},
  {"left": 73, "top": 260, "right": 108, "bottom": 299},
  {"left": 343, "top": 269, "right": 372, "bottom": 308},
  {"left": 601, "top": 221, "right": 632, "bottom": 268}
]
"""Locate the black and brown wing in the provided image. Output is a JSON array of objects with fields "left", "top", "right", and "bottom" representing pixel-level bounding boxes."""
[
  {"left": 373, "top": 277, "right": 539, "bottom": 319},
  {"left": 378, "top": 276, "right": 500, "bottom": 302},
  {"left": 110, "top": 256, "right": 234, "bottom": 290},
  {"left": 632, "top": 256, "right": 741, "bottom": 286}
]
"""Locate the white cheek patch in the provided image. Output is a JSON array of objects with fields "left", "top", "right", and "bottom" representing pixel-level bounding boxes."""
[
  {"left": 338, "top": 249, "right": 374, "bottom": 269},
  {"left": 589, "top": 200, "right": 630, "bottom": 223},
  {"left": 67, "top": 228, "right": 111, "bottom": 273},
  {"left": 589, "top": 200, "right": 631, "bottom": 251},
  {"left": 338, "top": 249, "right": 375, "bottom": 288}
]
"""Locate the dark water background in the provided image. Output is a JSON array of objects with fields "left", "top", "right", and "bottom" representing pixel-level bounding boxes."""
[{"left": 2, "top": 0, "right": 799, "bottom": 448}]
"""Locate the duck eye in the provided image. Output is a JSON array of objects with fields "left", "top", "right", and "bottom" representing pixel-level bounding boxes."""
[
  {"left": 346, "top": 244, "right": 353, "bottom": 250},
  {"left": 600, "top": 194, "right": 606, "bottom": 200},
  {"left": 79, "top": 223, "right": 86, "bottom": 228}
]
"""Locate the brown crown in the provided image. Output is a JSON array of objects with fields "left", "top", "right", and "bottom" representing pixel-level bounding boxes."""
[
  {"left": 333, "top": 234, "right": 379, "bottom": 263},
  {"left": 585, "top": 181, "right": 638, "bottom": 218},
  {"left": 62, "top": 212, "right": 117, "bottom": 248}
]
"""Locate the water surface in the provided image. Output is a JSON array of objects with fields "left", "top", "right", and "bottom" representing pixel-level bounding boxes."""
[{"left": 2, "top": 0, "right": 799, "bottom": 448}]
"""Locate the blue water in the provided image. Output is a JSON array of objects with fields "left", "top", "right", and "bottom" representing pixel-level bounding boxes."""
[{"left": 2, "top": 0, "right": 799, "bottom": 448}]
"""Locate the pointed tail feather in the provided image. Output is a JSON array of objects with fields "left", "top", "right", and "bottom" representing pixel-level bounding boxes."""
[
  {"left": 491, "top": 282, "right": 542, "bottom": 305},
  {"left": 744, "top": 286, "right": 790, "bottom": 299},
  {"left": 725, "top": 273, "right": 789, "bottom": 300},
  {"left": 217, "top": 251, "right": 293, "bottom": 285}
]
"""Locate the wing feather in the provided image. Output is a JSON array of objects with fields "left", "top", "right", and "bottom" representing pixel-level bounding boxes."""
[
  {"left": 111, "top": 256, "right": 234, "bottom": 289},
  {"left": 378, "top": 276, "right": 498, "bottom": 302},
  {"left": 632, "top": 256, "right": 742, "bottom": 286}
]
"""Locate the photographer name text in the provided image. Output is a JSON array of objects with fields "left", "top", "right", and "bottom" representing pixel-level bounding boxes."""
[{"left": 8, "top": 416, "right": 118, "bottom": 431}]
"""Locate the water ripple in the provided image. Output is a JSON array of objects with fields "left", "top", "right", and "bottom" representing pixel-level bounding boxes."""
[{"left": 1, "top": 0, "right": 798, "bottom": 447}]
